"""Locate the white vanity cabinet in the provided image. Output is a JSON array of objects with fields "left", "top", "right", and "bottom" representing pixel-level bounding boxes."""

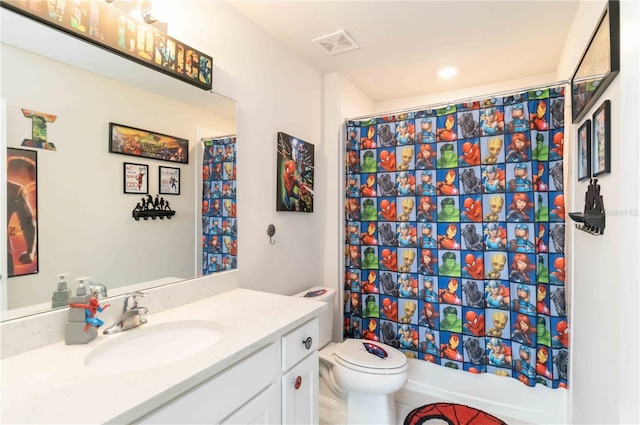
[
  {"left": 281, "top": 317, "right": 320, "bottom": 425},
  {"left": 137, "top": 344, "right": 281, "bottom": 424},
  {"left": 136, "top": 317, "right": 321, "bottom": 425}
]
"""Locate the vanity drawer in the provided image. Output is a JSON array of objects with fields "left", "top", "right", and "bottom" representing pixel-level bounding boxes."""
[
  {"left": 281, "top": 318, "right": 319, "bottom": 371},
  {"left": 138, "top": 343, "right": 277, "bottom": 424}
]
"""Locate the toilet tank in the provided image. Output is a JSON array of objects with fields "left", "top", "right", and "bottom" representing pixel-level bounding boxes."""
[{"left": 292, "top": 286, "right": 336, "bottom": 348}]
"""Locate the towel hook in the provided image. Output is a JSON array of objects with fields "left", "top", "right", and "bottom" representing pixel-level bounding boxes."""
[{"left": 267, "top": 224, "right": 276, "bottom": 245}]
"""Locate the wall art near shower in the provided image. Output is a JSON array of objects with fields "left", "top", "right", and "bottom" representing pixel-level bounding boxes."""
[
  {"left": 592, "top": 100, "right": 611, "bottom": 177},
  {"left": 343, "top": 86, "right": 568, "bottom": 389},
  {"left": 109, "top": 122, "right": 188, "bottom": 164},
  {"left": 570, "top": 0, "right": 619, "bottom": 123},
  {"left": 6, "top": 147, "right": 39, "bottom": 277},
  {"left": 577, "top": 120, "right": 591, "bottom": 181},
  {"left": 202, "top": 135, "right": 237, "bottom": 275},
  {"left": 276, "top": 132, "right": 315, "bottom": 212}
]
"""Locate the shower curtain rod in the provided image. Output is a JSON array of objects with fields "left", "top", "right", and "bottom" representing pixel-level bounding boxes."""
[
  {"left": 346, "top": 79, "right": 570, "bottom": 122},
  {"left": 200, "top": 134, "right": 236, "bottom": 142}
]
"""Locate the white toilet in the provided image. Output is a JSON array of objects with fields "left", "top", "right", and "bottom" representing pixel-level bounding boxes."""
[{"left": 293, "top": 286, "right": 409, "bottom": 425}]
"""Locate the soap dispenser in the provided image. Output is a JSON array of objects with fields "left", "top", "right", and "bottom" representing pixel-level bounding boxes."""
[
  {"left": 65, "top": 277, "right": 96, "bottom": 345},
  {"left": 51, "top": 272, "right": 71, "bottom": 308}
]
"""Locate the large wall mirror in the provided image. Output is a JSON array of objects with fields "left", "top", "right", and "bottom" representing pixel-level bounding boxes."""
[{"left": 1, "top": 8, "right": 236, "bottom": 320}]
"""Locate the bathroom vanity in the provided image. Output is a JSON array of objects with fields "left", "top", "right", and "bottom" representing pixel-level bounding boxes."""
[{"left": 0, "top": 288, "right": 325, "bottom": 424}]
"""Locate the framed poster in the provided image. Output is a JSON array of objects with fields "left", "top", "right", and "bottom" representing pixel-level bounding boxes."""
[
  {"left": 109, "top": 122, "right": 189, "bottom": 164},
  {"left": 276, "top": 132, "right": 314, "bottom": 212},
  {"left": 124, "top": 162, "right": 149, "bottom": 194},
  {"left": 577, "top": 120, "right": 591, "bottom": 181},
  {"left": 159, "top": 166, "right": 180, "bottom": 195},
  {"left": 571, "top": 0, "right": 620, "bottom": 123},
  {"left": 1, "top": 0, "right": 213, "bottom": 91},
  {"left": 7, "top": 147, "right": 39, "bottom": 277},
  {"left": 592, "top": 100, "right": 611, "bottom": 177}
]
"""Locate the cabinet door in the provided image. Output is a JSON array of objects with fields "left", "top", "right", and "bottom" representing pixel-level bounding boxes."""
[
  {"left": 222, "top": 383, "right": 281, "bottom": 425},
  {"left": 282, "top": 351, "right": 319, "bottom": 425},
  {"left": 137, "top": 344, "right": 277, "bottom": 424}
]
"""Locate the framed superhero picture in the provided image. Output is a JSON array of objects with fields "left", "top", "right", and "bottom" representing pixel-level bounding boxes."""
[
  {"left": 7, "top": 147, "right": 39, "bottom": 277},
  {"left": 592, "top": 100, "right": 611, "bottom": 177},
  {"left": 159, "top": 166, "right": 180, "bottom": 195},
  {"left": 570, "top": 0, "right": 619, "bottom": 123},
  {"left": 577, "top": 119, "right": 591, "bottom": 181},
  {"left": 123, "top": 162, "right": 149, "bottom": 194},
  {"left": 276, "top": 132, "right": 315, "bottom": 212},
  {"left": 109, "top": 123, "right": 189, "bottom": 164}
]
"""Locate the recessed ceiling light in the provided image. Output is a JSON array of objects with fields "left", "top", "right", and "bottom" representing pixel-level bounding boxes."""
[{"left": 438, "top": 67, "right": 458, "bottom": 79}]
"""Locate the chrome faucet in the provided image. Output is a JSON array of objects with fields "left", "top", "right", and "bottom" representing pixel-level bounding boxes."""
[
  {"left": 103, "top": 291, "right": 148, "bottom": 335},
  {"left": 89, "top": 282, "right": 108, "bottom": 300}
]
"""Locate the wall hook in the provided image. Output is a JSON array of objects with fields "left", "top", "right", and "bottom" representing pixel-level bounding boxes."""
[{"left": 267, "top": 224, "right": 276, "bottom": 245}]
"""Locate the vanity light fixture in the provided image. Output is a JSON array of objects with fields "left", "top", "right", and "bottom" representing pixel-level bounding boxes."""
[
  {"left": 107, "top": 0, "right": 166, "bottom": 29},
  {"left": 438, "top": 66, "right": 458, "bottom": 79}
]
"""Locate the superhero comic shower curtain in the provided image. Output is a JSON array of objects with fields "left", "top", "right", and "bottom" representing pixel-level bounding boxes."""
[
  {"left": 202, "top": 136, "right": 238, "bottom": 274},
  {"left": 343, "top": 87, "right": 568, "bottom": 388}
]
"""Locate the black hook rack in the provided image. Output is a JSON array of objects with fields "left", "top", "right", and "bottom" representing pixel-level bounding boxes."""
[
  {"left": 568, "top": 178, "right": 605, "bottom": 235},
  {"left": 132, "top": 194, "right": 176, "bottom": 221}
]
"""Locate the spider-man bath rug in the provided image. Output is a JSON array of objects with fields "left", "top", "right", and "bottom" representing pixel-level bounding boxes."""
[{"left": 404, "top": 402, "right": 507, "bottom": 425}]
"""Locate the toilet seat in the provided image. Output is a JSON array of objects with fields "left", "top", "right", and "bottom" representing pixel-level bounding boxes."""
[{"left": 333, "top": 339, "right": 408, "bottom": 375}]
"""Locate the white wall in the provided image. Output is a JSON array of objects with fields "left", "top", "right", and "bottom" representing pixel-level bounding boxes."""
[
  {"left": 322, "top": 73, "right": 375, "bottom": 342},
  {"left": 1, "top": 43, "right": 233, "bottom": 309},
  {"left": 557, "top": 1, "right": 640, "bottom": 423},
  {"left": 162, "top": 2, "right": 324, "bottom": 296}
]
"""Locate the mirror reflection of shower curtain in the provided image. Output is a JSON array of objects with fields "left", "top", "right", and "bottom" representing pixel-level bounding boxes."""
[
  {"left": 342, "top": 86, "right": 569, "bottom": 389},
  {"left": 200, "top": 133, "right": 237, "bottom": 275}
]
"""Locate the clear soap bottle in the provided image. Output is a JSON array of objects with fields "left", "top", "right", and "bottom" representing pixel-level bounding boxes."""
[{"left": 51, "top": 272, "right": 71, "bottom": 308}]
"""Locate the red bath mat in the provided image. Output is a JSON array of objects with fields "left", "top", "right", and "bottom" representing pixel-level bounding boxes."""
[{"left": 404, "top": 402, "right": 507, "bottom": 425}]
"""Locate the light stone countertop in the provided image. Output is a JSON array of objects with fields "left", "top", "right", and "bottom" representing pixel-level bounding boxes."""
[{"left": 1, "top": 288, "right": 326, "bottom": 424}]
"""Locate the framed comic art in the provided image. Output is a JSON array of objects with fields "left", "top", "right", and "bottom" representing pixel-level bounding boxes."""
[
  {"left": 571, "top": 0, "right": 620, "bottom": 124},
  {"left": 276, "top": 132, "right": 314, "bottom": 212},
  {"left": 124, "top": 162, "right": 149, "bottom": 194},
  {"left": 592, "top": 100, "right": 611, "bottom": 177},
  {"left": 7, "top": 147, "right": 39, "bottom": 277},
  {"left": 109, "top": 123, "right": 189, "bottom": 164},
  {"left": 577, "top": 119, "right": 591, "bottom": 181},
  {"left": 1, "top": 0, "right": 213, "bottom": 91},
  {"left": 159, "top": 166, "right": 180, "bottom": 195}
]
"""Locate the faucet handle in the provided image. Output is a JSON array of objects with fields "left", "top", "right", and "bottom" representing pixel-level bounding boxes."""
[{"left": 123, "top": 291, "right": 146, "bottom": 310}]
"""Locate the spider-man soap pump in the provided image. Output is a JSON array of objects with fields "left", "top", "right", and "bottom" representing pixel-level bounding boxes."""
[{"left": 65, "top": 277, "right": 110, "bottom": 345}]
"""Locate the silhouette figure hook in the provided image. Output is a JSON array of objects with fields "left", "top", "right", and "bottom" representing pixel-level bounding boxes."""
[{"left": 267, "top": 224, "right": 276, "bottom": 245}]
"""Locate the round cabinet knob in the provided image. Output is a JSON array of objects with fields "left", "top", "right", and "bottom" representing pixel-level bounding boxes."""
[
  {"left": 302, "top": 337, "right": 313, "bottom": 350},
  {"left": 294, "top": 376, "right": 302, "bottom": 390}
]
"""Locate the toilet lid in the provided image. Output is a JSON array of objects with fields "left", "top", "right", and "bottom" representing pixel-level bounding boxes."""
[{"left": 333, "top": 339, "right": 407, "bottom": 372}]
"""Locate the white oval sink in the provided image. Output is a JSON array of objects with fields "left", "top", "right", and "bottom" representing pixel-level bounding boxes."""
[{"left": 84, "top": 320, "right": 223, "bottom": 373}]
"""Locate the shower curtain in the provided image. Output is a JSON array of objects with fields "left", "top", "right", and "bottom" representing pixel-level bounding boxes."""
[
  {"left": 202, "top": 135, "right": 237, "bottom": 274},
  {"left": 343, "top": 87, "right": 568, "bottom": 388}
]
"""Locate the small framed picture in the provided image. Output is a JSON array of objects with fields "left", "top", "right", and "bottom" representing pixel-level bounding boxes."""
[
  {"left": 592, "top": 100, "right": 611, "bottom": 177},
  {"left": 123, "top": 162, "right": 148, "bottom": 194},
  {"left": 159, "top": 166, "right": 180, "bottom": 195},
  {"left": 577, "top": 119, "right": 591, "bottom": 181}
]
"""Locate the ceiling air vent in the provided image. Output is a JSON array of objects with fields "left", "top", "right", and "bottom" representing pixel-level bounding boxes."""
[{"left": 311, "top": 30, "right": 359, "bottom": 56}]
